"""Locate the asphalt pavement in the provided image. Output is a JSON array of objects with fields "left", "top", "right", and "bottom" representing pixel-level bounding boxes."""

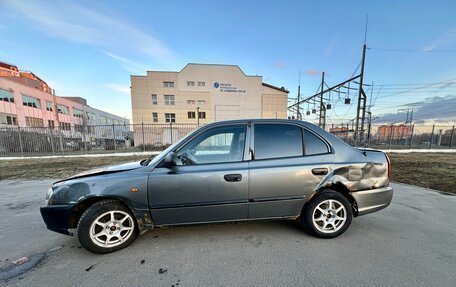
[{"left": 0, "top": 180, "right": 455, "bottom": 287}]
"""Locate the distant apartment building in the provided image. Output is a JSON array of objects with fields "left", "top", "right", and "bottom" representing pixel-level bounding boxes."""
[
  {"left": 377, "top": 124, "right": 411, "bottom": 139},
  {"left": 0, "top": 61, "right": 129, "bottom": 130},
  {"left": 130, "top": 63, "right": 289, "bottom": 126}
]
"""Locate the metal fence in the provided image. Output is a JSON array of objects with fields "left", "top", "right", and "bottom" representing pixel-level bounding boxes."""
[
  {"left": 0, "top": 122, "right": 454, "bottom": 157},
  {"left": 0, "top": 123, "right": 197, "bottom": 157},
  {"left": 331, "top": 123, "right": 455, "bottom": 150}
]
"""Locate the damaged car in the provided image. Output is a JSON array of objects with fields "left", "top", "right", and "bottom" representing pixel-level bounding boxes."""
[{"left": 40, "top": 119, "right": 393, "bottom": 253}]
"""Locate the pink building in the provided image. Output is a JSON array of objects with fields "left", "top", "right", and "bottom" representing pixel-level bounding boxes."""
[{"left": 0, "top": 61, "right": 128, "bottom": 130}]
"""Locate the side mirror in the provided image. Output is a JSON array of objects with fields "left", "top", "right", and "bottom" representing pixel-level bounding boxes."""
[{"left": 162, "top": 152, "right": 176, "bottom": 168}]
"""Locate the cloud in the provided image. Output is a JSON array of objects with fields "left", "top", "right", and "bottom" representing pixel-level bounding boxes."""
[
  {"left": 376, "top": 94, "right": 456, "bottom": 123},
  {"left": 271, "top": 61, "right": 285, "bottom": 69},
  {"left": 101, "top": 50, "right": 150, "bottom": 74},
  {"left": 103, "top": 83, "right": 130, "bottom": 95},
  {"left": 305, "top": 69, "right": 321, "bottom": 76},
  {"left": 422, "top": 30, "right": 456, "bottom": 52},
  {"left": 3, "top": 0, "right": 175, "bottom": 61}
]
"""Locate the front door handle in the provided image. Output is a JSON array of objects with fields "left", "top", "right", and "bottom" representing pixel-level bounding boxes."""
[
  {"left": 312, "top": 168, "right": 328, "bottom": 176},
  {"left": 224, "top": 174, "right": 242, "bottom": 182}
]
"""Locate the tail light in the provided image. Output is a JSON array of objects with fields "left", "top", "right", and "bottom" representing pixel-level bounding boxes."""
[{"left": 385, "top": 153, "right": 391, "bottom": 178}]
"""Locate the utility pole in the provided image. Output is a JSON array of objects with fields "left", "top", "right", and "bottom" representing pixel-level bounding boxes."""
[
  {"left": 355, "top": 44, "right": 367, "bottom": 145},
  {"left": 297, "top": 70, "right": 301, "bottom": 120},
  {"left": 318, "top": 72, "right": 326, "bottom": 129},
  {"left": 355, "top": 16, "right": 369, "bottom": 145}
]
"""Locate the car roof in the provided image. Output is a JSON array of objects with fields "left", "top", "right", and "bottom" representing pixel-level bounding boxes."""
[{"left": 204, "top": 118, "right": 318, "bottom": 129}]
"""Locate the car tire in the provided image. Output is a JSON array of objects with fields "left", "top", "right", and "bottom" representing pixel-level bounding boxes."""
[
  {"left": 302, "top": 191, "right": 352, "bottom": 238},
  {"left": 77, "top": 199, "right": 138, "bottom": 254}
]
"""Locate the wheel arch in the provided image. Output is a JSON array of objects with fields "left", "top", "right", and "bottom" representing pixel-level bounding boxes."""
[
  {"left": 68, "top": 196, "right": 134, "bottom": 230},
  {"left": 306, "top": 184, "right": 359, "bottom": 216}
]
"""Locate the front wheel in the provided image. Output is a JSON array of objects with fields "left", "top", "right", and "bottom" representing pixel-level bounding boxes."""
[
  {"left": 77, "top": 200, "right": 138, "bottom": 254},
  {"left": 302, "top": 191, "right": 353, "bottom": 238}
]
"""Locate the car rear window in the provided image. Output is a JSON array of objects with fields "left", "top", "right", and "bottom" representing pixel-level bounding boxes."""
[{"left": 254, "top": 124, "right": 303, "bottom": 160}]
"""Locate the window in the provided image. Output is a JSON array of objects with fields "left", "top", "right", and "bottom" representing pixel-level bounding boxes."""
[
  {"left": 22, "top": 94, "right": 41, "bottom": 109},
  {"left": 175, "top": 125, "right": 246, "bottom": 165},
  {"left": 198, "top": 81, "right": 206, "bottom": 87},
  {"left": 164, "top": 95, "right": 175, "bottom": 105},
  {"left": 188, "top": 111, "right": 196, "bottom": 119},
  {"left": 73, "top": 108, "right": 84, "bottom": 118},
  {"left": 187, "top": 100, "right": 195, "bottom": 105},
  {"left": 48, "top": 120, "right": 55, "bottom": 128},
  {"left": 304, "top": 130, "right": 329, "bottom": 155},
  {"left": 197, "top": 100, "right": 206, "bottom": 105},
  {"left": 152, "top": 112, "right": 158, "bottom": 122},
  {"left": 187, "top": 81, "right": 195, "bottom": 86},
  {"left": 59, "top": 122, "right": 71, "bottom": 131},
  {"left": 254, "top": 124, "right": 303, "bottom": 160},
  {"left": 163, "top": 81, "right": 174, "bottom": 88},
  {"left": 25, "top": 116, "right": 44, "bottom": 127},
  {"left": 165, "top": 113, "right": 175, "bottom": 123},
  {"left": 46, "top": 101, "right": 53, "bottom": 111},
  {"left": 57, "top": 104, "right": 69, "bottom": 114},
  {"left": 0, "top": 89, "right": 14, "bottom": 103},
  {"left": 86, "top": 112, "right": 96, "bottom": 120},
  {"left": 100, "top": 116, "right": 108, "bottom": 124},
  {"left": 198, "top": 111, "right": 206, "bottom": 119},
  {"left": 151, "top": 94, "right": 157, "bottom": 105},
  {"left": 75, "top": 124, "right": 84, "bottom": 132},
  {"left": 0, "top": 113, "right": 17, "bottom": 125}
]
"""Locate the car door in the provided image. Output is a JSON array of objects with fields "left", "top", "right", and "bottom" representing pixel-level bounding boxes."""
[
  {"left": 248, "top": 123, "right": 333, "bottom": 219},
  {"left": 147, "top": 124, "right": 250, "bottom": 225}
]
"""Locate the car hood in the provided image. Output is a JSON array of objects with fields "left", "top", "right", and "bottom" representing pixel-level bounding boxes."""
[{"left": 57, "top": 161, "right": 143, "bottom": 182}]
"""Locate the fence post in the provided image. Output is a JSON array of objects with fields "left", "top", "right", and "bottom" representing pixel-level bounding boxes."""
[
  {"left": 58, "top": 125, "right": 65, "bottom": 155},
  {"left": 112, "top": 124, "right": 117, "bottom": 152},
  {"left": 429, "top": 124, "right": 435, "bottom": 149},
  {"left": 49, "top": 127, "right": 55, "bottom": 156},
  {"left": 17, "top": 126, "right": 24, "bottom": 157},
  {"left": 449, "top": 125, "right": 455, "bottom": 149},
  {"left": 141, "top": 122, "right": 145, "bottom": 152},
  {"left": 409, "top": 124, "right": 414, "bottom": 150},
  {"left": 170, "top": 121, "right": 173, "bottom": 144},
  {"left": 345, "top": 124, "right": 348, "bottom": 142},
  {"left": 82, "top": 126, "right": 88, "bottom": 155},
  {"left": 388, "top": 124, "right": 393, "bottom": 150}
]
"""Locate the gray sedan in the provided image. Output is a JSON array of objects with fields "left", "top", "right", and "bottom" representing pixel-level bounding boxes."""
[{"left": 41, "top": 119, "right": 393, "bottom": 253}]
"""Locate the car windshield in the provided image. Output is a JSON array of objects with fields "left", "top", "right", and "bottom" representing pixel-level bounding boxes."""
[{"left": 141, "top": 127, "right": 202, "bottom": 166}]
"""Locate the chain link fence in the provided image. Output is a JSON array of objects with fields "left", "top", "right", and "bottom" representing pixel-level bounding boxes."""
[
  {"left": 0, "top": 123, "right": 197, "bottom": 157},
  {"left": 330, "top": 123, "right": 455, "bottom": 150},
  {"left": 1, "top": 122, "right": 454, "bottom": 157}
]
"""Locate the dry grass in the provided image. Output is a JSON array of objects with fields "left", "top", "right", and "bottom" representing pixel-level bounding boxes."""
[
  {"left": 1, "top": 153, "right": 454, "bottom": 193},
  {"left": 387, "top": 153, "right": 456, "bottom": 194}
]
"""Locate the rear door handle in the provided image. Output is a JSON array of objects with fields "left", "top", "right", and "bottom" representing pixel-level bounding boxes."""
[
  {"left": 224, "top": 174, "right": 242, "bottom": 182},
  {"left": 312, "top": 168, "right": 328, "bottom": 175}
]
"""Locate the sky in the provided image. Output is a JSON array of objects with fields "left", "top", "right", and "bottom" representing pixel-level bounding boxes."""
[{"left": 0, "top": 0, "right": 455, "bottom": 124}]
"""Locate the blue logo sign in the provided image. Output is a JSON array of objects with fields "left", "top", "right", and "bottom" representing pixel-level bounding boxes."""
[{"left": 213, "top": 82, "right": 220, "bottom": 88}]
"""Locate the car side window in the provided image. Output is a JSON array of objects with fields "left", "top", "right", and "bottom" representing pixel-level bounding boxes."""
[
  {"left": 303, "top": 129, "right": 329, "bottom": 155},
  {"left": 254, "top": 124, "right": 303, "bottom": 160},
  {"left": 175, "top": 125, "right": 246, "bottom": 165}
]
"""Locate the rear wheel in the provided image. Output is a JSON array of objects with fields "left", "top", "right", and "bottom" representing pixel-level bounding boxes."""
[
  {"left": 77, "top": 200, "right": 138, "bottom": 254},
  {"left": 302, "top": 191, "right": 352, "bottom": 238}
]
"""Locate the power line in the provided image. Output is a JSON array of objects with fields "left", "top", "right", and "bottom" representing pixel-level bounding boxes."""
[{"left": 368, "top": 47, "right": 456, "bottom": 53}]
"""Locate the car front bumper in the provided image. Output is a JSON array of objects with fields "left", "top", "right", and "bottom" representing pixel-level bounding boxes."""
[
  {"left": 350, "top": 186, "right": 393, "bottom": 216},
  {"left": 40, "top": 204, "right": 74, "bottom": 235}
]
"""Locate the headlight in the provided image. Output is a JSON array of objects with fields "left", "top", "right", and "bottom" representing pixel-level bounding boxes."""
[
  {"left": 45, "top": 182, "right": 90, "bottom": 205},
  {"left": 45, "top": 187, "right": 54, "bottom": 205}
]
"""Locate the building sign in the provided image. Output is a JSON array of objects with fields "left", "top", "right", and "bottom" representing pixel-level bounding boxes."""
[{"left": 213, "top": 82, "right": 246, "bottom": 93}]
